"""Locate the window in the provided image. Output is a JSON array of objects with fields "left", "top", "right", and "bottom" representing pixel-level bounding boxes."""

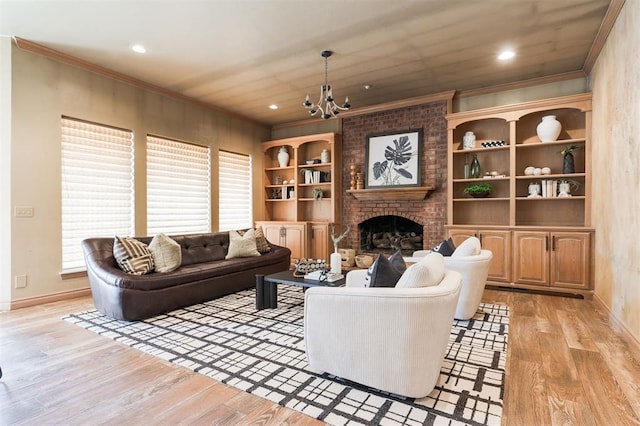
[
  {"left": 61, "top": 117, "right": 134, "bottom": 272},
  {"left": 218, "top": 150, "right": 252, "bottom": 231},
  {"left": 147, "top": 135, "right": 211, "bottom": 235}
]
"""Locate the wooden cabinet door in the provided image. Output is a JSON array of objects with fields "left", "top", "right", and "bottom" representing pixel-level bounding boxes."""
[
  {"left": 284, "top": 223, "right": 307, "bottom": 261},
  {"left": 479, "top": 230, "right": 511, "bottom": 282},
  {"left": 551, "top": 232, "right": 591, "bottom": 289},
  {"left": 513, "top": 231, "right": 549, "bottom": 286},
  {"left": 256, "top": 221, "right": 307, "bottom": 261},
  {"left": 309, "top": 223, "right": 329, "bottom": 261},
  {"left": 447, "top": 229, "right": 477, "bottom": 247}
]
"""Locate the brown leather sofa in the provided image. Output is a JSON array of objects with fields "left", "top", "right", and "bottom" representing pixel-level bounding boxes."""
[{"left": 82, "top": 232, "right": 291, "bottom": 321}]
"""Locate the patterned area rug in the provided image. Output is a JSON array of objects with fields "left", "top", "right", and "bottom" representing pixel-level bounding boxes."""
[{"left": 64, "top": 287, "right": 508, "bottom": 425}]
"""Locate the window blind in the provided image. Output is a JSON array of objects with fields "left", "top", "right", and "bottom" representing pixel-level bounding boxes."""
[
  {"left": 147, "top": 136, "right": 211, "bottom": 235},
  {"left": 218, "top": 150, "right": 252, "bottom": 231},
  {"left": 61, "top": 117, "right": 134, "bottom": 272}
]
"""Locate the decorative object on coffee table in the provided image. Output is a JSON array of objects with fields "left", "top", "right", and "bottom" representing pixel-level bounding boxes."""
[{"left": 330, "top": 224, "right": 350, "bottom": 274}]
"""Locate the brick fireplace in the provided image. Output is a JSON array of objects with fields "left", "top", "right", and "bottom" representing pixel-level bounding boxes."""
[{"left": 340, "top": 100, "right": 449, "bottom": 254}]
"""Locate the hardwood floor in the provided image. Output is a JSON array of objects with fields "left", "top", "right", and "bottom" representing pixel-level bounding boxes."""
[{"left": 1, "top": 289, "right": 639, "bottom": 425}]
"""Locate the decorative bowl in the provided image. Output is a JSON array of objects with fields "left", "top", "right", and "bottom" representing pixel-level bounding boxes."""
[
  {"left": 355, "top": 255, "right": 374, "bottom": 268},
  {"left": 306, "top": 160, "right": 315, "bottom": 165}
]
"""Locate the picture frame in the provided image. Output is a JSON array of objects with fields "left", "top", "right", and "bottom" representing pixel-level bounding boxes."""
[{"left": 365, "top": 128, "right": 422, "bottom": 188}]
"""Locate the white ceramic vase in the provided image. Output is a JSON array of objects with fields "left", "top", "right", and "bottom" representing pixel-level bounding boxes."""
[
  {"left": 536, "top": 115, "right": 562, "bottom": 142},
  {"left": 463, "top": 131, "right": 476, "bottom": 150},
  {"left": 321, "top": 149, "right": 330, "bottom": 163},
  {"left": 277, "top": 146, "right": 289, "bottom": 167},
  {"left": 330, "top": 248, "right": 342, "bottom": 274}
]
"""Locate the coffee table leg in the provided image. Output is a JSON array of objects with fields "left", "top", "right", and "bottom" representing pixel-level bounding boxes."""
[
  {"left": 268, "top": 282, "right": 278, "bottom": 309},
  {"left": 256, "top": 274, "right": 265, "bottom": 310}
]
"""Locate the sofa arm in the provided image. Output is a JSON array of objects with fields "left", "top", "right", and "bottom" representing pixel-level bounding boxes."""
[
  {"left": 345, "top": 269, "right": 368, "bottom": 287},
  {"left": 304, "top": 270, "right": 461, "bottom": 398}
]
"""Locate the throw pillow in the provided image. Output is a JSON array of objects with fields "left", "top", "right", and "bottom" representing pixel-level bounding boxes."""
[
  {"left": 364, "top": 250, "right": 406, "bottom": 288},
  {"left": 148, "top": 233, "right": 182, "bottom": 273},
  {"left": 255, "top": 225, "right": 271, "bottom": 253},
  {"left": 432, "top": 237, "right": 456, "bottom": 256},
  {"left": 113, "top": 236, "right": 154, "bottom": 275},
  {"left": 451, "top": 236, "right": 481, "bottom": 257},
  {"left": 225, "top": 229, "right": 261, "bottom": 259},
  {"left": 395, "top": 252, "right": 445, "bottom": 288}
]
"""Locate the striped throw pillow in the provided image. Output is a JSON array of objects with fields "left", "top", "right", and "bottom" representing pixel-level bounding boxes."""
[
  {"left": 255, "top": 226, "right": 271, "bottom": 253},
  {"left": 113, "top": 236, "right": 154, "bottom": 275}
]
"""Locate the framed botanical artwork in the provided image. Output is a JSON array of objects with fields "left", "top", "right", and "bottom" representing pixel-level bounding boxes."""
[{"left": 365, "top": 128, "right": 422, "bottom": 188}]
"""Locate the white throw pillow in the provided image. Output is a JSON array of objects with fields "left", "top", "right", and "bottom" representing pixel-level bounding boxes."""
[
  {"left": 395, "top": 252, "right": 445, "bottom": 288},
  {"left": 148, "top": 233, "right": 182, "bottom": 273},
  {"left": 225, "top": 229, "right": 261, "bottom": 259},
  {"left": 451, "top": 236, "right": 481, "bottom": 257},
  {"left": 113, "top": 236, "right": 154, "bottom": 275}
]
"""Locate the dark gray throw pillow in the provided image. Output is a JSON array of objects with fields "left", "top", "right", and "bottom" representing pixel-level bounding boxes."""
[
  {"left": 364, "top": 250, "right": 407, "bottom": 287},
  {"left": 432, "top": 238, "right": 456, "bottom": 256}
]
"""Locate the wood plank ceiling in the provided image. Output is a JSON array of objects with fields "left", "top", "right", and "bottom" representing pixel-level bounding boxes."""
[{"left": 0, "top": 0, "right": 615, "bottom": 126}]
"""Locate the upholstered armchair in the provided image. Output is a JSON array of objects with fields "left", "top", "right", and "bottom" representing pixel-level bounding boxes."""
[
  {"left": 443, "top": 237, "right": 493, "bottom": 320},
  {"left": 304, "top": 253, "right": 462, "bottom": 398}
]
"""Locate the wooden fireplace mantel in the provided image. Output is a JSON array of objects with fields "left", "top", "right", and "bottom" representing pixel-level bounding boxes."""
[{"left": 346, "top": 186, "right": 435, "bottom": 201}]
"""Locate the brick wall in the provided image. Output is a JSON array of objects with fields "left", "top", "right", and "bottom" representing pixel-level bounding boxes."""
[{"left": 340, "top": 100, "right": 448, "bottom": 251}]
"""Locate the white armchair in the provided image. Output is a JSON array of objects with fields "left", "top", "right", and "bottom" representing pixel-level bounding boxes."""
[
  {"left": 304, "top": 255, "right": 462, "bottom": 398},
  {"left": 443, "top": 237, "right": 493, "bottom": 320}
]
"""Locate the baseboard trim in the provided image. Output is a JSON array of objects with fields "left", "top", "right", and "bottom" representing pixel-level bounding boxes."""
[
  {"left": 11, "top": 288, "right": 92, "bottom": 310},
  {"left": 592, "top": 293, "right": 640, "bottom": 359}
]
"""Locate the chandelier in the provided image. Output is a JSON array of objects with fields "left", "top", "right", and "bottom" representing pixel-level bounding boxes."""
[{"left": 303, "top": 50, "right": 350, "bottom": 119}]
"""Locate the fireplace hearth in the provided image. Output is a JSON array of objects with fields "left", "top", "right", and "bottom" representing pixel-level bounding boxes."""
[{"left": 358, "top": 215, "right": 423, "bottom": 255}]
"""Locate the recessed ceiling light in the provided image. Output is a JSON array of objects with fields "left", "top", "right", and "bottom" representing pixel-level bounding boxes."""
[
  {"left": 497, "top": 50, "right": 515, "bottom": 61},
  {"left": 269, "top": 104, "right": 278, "bottom": 110},
  {"left": 364, "top": 84, "right": 372, "bottom": 90},
  {"left": 131, "top": 44, "right": 147, "bottom": 54}
]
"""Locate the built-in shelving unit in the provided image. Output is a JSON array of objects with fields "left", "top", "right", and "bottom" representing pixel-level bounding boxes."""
[
  {"left": 257, "top": 133, "right": 341, "bottom": 262},
  {"left": 446, "top": 93, "right": 594, "bottom": 294}
]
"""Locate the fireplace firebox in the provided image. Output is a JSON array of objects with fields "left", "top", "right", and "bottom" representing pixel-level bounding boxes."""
[{"left": 358, "top": 215, "right": 423, "bottom": 255}]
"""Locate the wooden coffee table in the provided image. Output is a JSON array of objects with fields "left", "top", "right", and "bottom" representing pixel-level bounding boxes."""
[{"left": 255, "top": 270, "right": 346, "bottom": 310}]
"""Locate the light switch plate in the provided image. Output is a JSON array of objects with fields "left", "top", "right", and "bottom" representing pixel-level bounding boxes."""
[{"left": 14, "top": 206, "right": 34, "bottom": 217}]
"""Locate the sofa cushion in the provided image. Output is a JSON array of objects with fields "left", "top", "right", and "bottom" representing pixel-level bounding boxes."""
[
  {"left": 226, "top": 229, "right": 261, "bottom": 259},
  {"left": 432, "top": 237, "right": 456, "bottom": 256},
  {"left": 148, "top": 233, "right": 182, "bottom": 273},
  {"left": 113, "top": 236, "right": 154, "bottom": 275},
  {"left": 451, "top": 236, "right": 481, "bottom": 257},
  {"left": 255, "top": 226, "right": 271, "bottom": 253},
  {"left": 364, "top": 250, "right": 406, "bottom": 288},
  {"left": 395, "top": 252, "right": 445, "bottom": 288}
]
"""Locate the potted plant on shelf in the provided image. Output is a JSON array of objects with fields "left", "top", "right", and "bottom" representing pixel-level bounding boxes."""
[
  {"left": 312, "top": 188, "right": 323, "bottom": 200},
  {"left": 463, "top": 182, "right": 493, "bottom": 198},
  {"left": 559, "top": 144, "right": 578, "bottom": 174}
]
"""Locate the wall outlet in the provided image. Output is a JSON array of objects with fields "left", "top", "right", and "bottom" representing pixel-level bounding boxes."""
[
  {"left": 15, "top": 274, "right": 28, "bottom": 289},
  {"left": 14, "top": 206, "right": 34, "bottom": 217}
]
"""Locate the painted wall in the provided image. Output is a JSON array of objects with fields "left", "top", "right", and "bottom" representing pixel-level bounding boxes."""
[
  {"left": 4, "top": 42, "right": 270, "bottom": 307},
  {"left": 589, "top": 0, "right": 640, "bottom": 343},
  {"left": 0, "top": 38, "right": 12, "bottom": 309}
]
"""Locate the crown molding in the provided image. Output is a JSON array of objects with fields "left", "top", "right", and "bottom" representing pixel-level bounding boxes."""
[{"left": 583, "top": 0, "right": 626, "bottom": 74}]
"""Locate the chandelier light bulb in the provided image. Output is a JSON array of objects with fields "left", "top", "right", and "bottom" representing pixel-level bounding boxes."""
[{"left": 303, "top": 50, "right": 350, "bottom": 120}]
